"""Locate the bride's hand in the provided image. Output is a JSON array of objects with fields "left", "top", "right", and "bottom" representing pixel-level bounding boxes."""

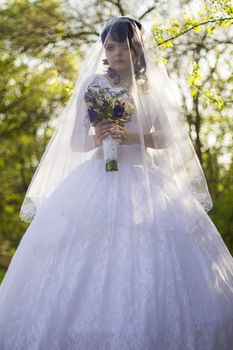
[
  {"left": 94, "top": 120, "right": 127, "bottom": 145},
  {"left": 109, "top": 124, "right": 127, "bottom": 144},
  {"left": 94, "top": 120, "right": 114, "bottom": 146}
]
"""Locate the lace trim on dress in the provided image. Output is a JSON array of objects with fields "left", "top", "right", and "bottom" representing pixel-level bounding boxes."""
[
  {"left": 190, "top": 174, "right": 213, "bottom": 212},
  {"left": 20, "top": 197, "right": 37, "bottom": 223}
]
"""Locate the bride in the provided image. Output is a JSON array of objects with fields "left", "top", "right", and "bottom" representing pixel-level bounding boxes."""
[{"left": 0, "top": 15, "right": 233, "bottom": 350}]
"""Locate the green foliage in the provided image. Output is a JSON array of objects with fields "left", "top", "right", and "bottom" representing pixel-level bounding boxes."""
[
  {"left": 151, "top": 0, "right": 233, "bottom": 253},
  {"left": 187, "top": 62, "right": 226, "bottom": 111},
  {"left": 0, "top": 0, "right": 66, "bottom": 56},
  {"left": 0, "top": 269, "right": 6, "bottom": 284},
  {"left": 209, "top": 164, "right": 233, "bottom": 250},
  {"left": 152, "top": 1, "right": 233, "bottom": 48},
  {"left": 0, "top": 10, "right": 74, "bottom": 259},
  {"left": 187, "top": 62, "right": 202, "bottom": 97}
]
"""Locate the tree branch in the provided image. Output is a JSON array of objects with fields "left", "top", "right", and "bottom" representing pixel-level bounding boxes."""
[
  {"left": 158, "top": 17, "right": 233, "bottom": 46},
  {"left": 106, "top": 0, "right": 125, "bottom": 15},
  {"left": 139, "top": 5, "right": 157, "bottom": 20}
]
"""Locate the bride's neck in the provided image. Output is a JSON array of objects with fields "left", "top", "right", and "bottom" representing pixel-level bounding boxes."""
[{"left": 111, "top": 70, "right": 132, "bottom": 87}]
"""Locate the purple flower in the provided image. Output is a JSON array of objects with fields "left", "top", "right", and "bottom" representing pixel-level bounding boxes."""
[
  {"left": 113, "top": 103, "right": 125, "bottom": 118},
  {"left": 88, "top": 108, "right": 97, "bottom": 123}
]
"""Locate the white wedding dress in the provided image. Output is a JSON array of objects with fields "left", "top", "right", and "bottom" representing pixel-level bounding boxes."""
[{"left": 0, "top": 75, "right": 233, "bottom": 350}]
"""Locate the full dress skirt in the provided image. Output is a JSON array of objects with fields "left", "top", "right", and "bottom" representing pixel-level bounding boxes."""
[{"left": 0, "top": 143, "right": 233, "bottom": 350}]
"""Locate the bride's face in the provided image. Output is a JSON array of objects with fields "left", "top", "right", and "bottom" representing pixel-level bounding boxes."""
[{"left": 104, "top": 36, "right": 137, "bottom": 73}]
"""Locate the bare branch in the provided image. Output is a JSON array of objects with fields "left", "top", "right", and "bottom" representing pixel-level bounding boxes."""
[
  {"left": 106, "top": 0, "right": 126, "bottom": 15},
  {"left": 139, "top": 5, "right": 157, "bottom": 20}
]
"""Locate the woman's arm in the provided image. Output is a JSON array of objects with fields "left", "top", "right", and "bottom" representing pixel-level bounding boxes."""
[
  {"left": 72, "top": 122, "right": 165, "bottom": 151},
  {"left": 94, "top": 121, "right": 166, "bottom": 149},
  {"left": 125, "top": 130, "right": 165, "bottom": 149},
  {"left": 125, "top": 131, "right": 155, "bottom": 148}
]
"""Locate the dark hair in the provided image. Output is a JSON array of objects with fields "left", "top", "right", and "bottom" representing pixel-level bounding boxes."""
[{"left": 101, "top": 17, "right": 147, "bottom": 86}]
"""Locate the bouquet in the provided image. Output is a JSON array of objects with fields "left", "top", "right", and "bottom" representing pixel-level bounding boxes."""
[{"left": 84, "top": 84, "right": 134, "bottom": 171}]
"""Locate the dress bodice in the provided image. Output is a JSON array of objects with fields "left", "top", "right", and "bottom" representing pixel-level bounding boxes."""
[
  {"left": 88, "top": 74, "right": 154, "bottom": 165},
  {"left": 89, "top": 74, "right": 152, "bottom": 133}
]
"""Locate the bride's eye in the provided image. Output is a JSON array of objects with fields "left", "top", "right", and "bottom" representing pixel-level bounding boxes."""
[{"left": 105, "top": 45, "right": 114, "bottom": 51}]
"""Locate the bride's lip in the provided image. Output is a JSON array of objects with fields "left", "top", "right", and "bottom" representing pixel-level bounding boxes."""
[{"left": 114, "top": 60, "right": 125, "bottom": 63}]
